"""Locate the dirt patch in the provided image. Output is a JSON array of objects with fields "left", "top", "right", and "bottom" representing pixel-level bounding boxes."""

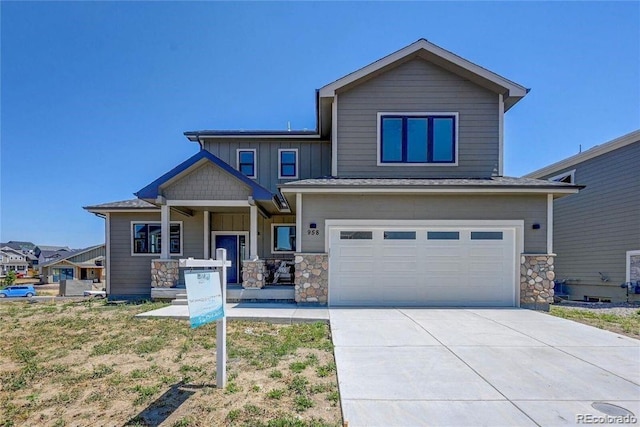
[{"left": 0, "top": 300, "right": 342, "bottom": 426}]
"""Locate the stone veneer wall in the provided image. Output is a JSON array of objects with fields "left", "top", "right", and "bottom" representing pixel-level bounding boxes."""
[
  {"left": 520, "top": 254, "right": 555, "bottom": 311},
  {"left": 151, "top": 259, "right": 179, "bottom": 288},
  {"left": 294, "top": 253, "right": 328, "bottom": 304},
  {"left": 242, "top": 260, "right": 266, "bottom": 289}
]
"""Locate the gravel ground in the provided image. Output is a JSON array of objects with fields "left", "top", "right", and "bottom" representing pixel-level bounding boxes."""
[{"left": 553, "top": 301, "right": 640, "bottom": 316}]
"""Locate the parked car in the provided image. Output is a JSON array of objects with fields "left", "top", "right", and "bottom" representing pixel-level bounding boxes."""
[
  {"left": 0, "top": 285, "right": 36, "bottom": 298},
  {"left": 83, "top": 290, "right": 106, "bottom": 298}
]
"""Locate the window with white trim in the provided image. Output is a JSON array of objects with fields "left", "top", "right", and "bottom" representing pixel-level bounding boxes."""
[
  {"left": 132, "top": 222, "right": 182, "bottom": 255},
  {"left": 272, "top": 224, "right": 296, "bottom": 253},
  {"left": 378, "top": 113, "right": 457, "bottom": 164},
  {"left": 278, "top": 149, "right": 298, "bottom": 179},
  {"left": 237, "top": 149, "right": 257, "bottom": 178}
]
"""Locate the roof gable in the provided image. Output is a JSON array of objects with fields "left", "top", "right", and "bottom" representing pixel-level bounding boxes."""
[
  {"left": 525, "top": 129, "right": 640, "bottom": 178},
  {"left": 319, "top": 39, "right": 528, "bottom": 111},
  {"left": 135, "top": 150, "right": 273, "bottom": 201}
]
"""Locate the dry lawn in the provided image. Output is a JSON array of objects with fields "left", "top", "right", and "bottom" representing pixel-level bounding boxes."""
[
  {"left": 0, "top": 300, "right": 342, "bottom": 426},
  {"left": 549, "top": 305, "right": 640, "bottom": 338}
]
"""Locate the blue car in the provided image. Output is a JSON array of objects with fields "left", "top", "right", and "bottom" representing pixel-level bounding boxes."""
[{"left": 0, "top": 285, "right": 36, "bottom": 298}]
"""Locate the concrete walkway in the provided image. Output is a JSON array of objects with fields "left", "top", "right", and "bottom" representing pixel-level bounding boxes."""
[
  {"left": 330, "top": 308, "right": 640, "bottom": 427},
  {"left": 136, "top": 302, "right": 328, "bottom": 324}
]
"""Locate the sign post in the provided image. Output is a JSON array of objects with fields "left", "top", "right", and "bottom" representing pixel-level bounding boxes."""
[{"left": 180, "top": 249, "right": 231, "bottom": 389}]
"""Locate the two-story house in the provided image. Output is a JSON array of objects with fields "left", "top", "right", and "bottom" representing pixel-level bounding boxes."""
[
  {"left": 85, "top": 39, "right": 580, "bottom": 309},
  {"left": 0, "top": 247, "right": 29, "bottom": 276}
]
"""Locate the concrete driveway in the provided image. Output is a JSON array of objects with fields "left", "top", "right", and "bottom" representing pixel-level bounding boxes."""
[{"left": 330, "top": 308, "right": 640, "bottom": 427}]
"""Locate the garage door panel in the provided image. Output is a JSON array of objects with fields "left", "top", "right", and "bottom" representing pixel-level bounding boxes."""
[{"left": 329, "top": 224, "right": 517, "bottom": 307}]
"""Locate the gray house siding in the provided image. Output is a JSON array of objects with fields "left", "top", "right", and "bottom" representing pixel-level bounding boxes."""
[
  {"left": 212, "top": 212, "right": 296, "bottom": 258},
  {"left": 202, "top": 139, "right": 332, "bottom": 193},
  {"left": 336, "top": 58, "right": 499, "bottom": 178},
  {"left": 539, "top": 141, "right": 640, "bottom": 302},
  {"left": 301, "top": 194, "right": 547, "bottom": 253},
  {"left": 109, "top": 211, "right": 204, "bottom": 298},
  {"left": 162, "top": 162, "right": 251, "bottom": 200}
]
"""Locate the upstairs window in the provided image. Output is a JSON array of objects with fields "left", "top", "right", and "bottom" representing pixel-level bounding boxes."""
[
  {"left": 378, "top": 113, "right": 457, "bottom": 165},
  {"left": 278, "top": 149, "right": 298, "bottom": 179},
  {"left": 237, "top": 149, "right": 257, "bottom": 178}
]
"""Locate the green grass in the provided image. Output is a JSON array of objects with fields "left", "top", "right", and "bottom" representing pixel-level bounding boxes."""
[{"left": 549, "top": 306, "right": 640, "bottom": 337}]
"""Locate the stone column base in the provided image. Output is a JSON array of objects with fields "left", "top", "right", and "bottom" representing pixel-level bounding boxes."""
[
  {"left": 242, "top": 260, "right": 265, "bottom": 289},
  {"left": 520, "top": 254, "right": 555, "bottom": 311},
  {"left": 151, "top": 259, "right": 179, "bottom": 288},
  {"left": 294, "top": 253, "right": 328, "bottom": 304}
]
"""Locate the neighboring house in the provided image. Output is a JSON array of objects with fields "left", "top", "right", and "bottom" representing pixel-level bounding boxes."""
[
  {"left": 0, "top": 247, "right": 29, "bottom": 276},
  {"left": 34, "top": 245, "right": 72, "bottom": 273},
  {"left": 40, "top": 244, "right": 106, "bottom": 284},
  {"left": 85, "top": 39, "right": 580, "bottom": 308},
  {"left": 525, "top": 130, "right": 640, "bottom": 303},
  {"left": 1, "top": 241, "right": 36, "bottom": 253}
]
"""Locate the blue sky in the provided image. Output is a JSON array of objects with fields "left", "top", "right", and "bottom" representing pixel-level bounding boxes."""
[{"left": 1, "top": 1, "right": 638, "bottom": 248}]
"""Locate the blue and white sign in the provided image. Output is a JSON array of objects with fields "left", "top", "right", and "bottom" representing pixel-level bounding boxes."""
[{"left": 184, "top": 270, "right": 225, "bottom": 328}]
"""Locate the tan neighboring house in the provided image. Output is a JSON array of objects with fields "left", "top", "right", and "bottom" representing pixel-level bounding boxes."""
[
  {"left": 85, "top": 39, "right": 581, "bottom": 310},
  {"left": 40, "top": 244, "right": 106, "bottom": 284},
  {"left": 525, "top": 130, "right": 640, "bottom": 302}
]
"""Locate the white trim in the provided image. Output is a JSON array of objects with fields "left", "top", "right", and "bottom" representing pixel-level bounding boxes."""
[
  {"left": 548, "top": 169, "right": 576, "bottom": 184},
  {"left": 130, "top": 221, "right": 183, "bottom": 257},
  {"left": 278, "top": 148, "right": 299, "bottom": 180},
  {"left": 166, "top": 200, "right": 250, "bottom": 207},
  {"left": 249, "top": 205, "right": 258, "bottom": 259},
  {"left": 525, "top": 129, "right": 640, "bottom": 178},
  {"left": 236, "top": 148, "right": 257, "bottom": 179},
  {"left": 498, "top": 94, "right": 504, "bottom": 176},
  {"left": 547, "top": 194, "right": 553, "bottom": 254},
  {"left": 280, "top": 187, "right": 580, "bottom": 195},
  {"left": 376, "top": 112, "right": 459, "bottom": 166},
  {"left": 105, "top": 213, "right": 111, "bottom": 296},
  {"left": 161, "top": 205, "right": 170, "bottom": 258},
  {"left": 296, "top": 193, "right": 302, "bottom": 252},
  {"left": 627, "top": 250, "right": 640, "bottom": 283},
  {"left": 271, "top": 223, "right": 297, "bottom": 254},
  {"left": 324, "top": 219, "right": 524, "bottom": 308},
  {"left": 319, "top": 39, "right": 528, "bottom": 101},
  {"left": 331, "top": 95, "right": 338, "bottom": 176},
  {"left": 204, "top": 210, "right": 210, "bottom": 259}
]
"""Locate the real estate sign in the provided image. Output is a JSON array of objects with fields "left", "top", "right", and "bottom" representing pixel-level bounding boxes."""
[{"left": 184, "top": 270, "right": 225, "bottom": 328}]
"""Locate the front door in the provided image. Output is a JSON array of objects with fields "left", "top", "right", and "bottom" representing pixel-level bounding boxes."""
[{"left": 214, "top": 235, "right": 246, "bottom": 284}]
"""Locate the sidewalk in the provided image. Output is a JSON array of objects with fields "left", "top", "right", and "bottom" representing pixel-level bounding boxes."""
[{"left": 136, "top": 302, "right": 329, "bottom": 324}]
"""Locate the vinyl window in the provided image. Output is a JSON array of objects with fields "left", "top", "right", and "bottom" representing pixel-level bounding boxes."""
[
  {"left": 278, "top": 149, "right": 298, "bottom": 179},
  {"left": 272, "top": 224, "right": 296, "bottom": 253},
  {"left": 237, "top": 149, "right": 257, "bottom": 178},
  {"left": 379, "top": 113, "right": 457, "bottom": 164},
  {"left": 132, "top": 222, "right": 182, "bottom": 255}
]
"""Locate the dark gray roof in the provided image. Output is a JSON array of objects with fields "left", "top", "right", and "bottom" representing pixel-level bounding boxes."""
[
  {"left": 1, "top": 241, "right": 35, "bottom": 251},
  {"left": 84, "top": 198, "right": 157, "bottom": 210},
  {"left": 281, "top": 176, "right": 582, "bottom": 189},
  {"left": 184, "top": 130, "right": 319, "bottom": 138}
]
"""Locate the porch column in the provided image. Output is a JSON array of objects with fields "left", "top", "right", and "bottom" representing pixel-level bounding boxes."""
[
  {"left": 204, "top": 210, "right": 210, "bottom": 259},
  {"left": 250, "top": 205, "right": 258, "bottom": 259},
  {"left": 160, "top": 204, "right": 170, "bottom": 259}
]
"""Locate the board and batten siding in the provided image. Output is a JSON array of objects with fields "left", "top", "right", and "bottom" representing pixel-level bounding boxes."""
[
  {"left": 300, "top": 194, "right": 547, "bottom": 253},
  {"left": 109, "top": 211, "right": 204, "bottom": 298},
  {"left": 540, "top": 141, "right": 640, "bottom": 301},
  {"left": 202, "top": 139, "right": 332, "bottom": 193},
  {"left": 212, "top": 212, "right": 295, "bottom": 258},
  {"left": 336, "top": 58, "right": 499, "bottom": 178},
  {"left": 68, "top": 245, "right": 105, "bottom": 263}
]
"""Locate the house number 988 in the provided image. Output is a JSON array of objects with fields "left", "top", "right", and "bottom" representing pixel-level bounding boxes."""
[{"left": 307, "top": 229, "right": 320, "bottom": 236}]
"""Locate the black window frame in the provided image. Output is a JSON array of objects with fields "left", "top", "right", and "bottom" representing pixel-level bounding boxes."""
[
  {"left": 379, "top": 114, "right": 456, "bottom": 164},
  {"left": 237, "top": 149, "right": 257, "bottom": 178},
  {"left": 132, "top": 222, "right": 182, "bottom": 255}
]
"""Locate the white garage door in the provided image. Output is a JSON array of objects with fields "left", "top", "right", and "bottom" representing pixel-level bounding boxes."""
[{"left": 328, "top": 223, "right": 518, "bottom": 307}]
